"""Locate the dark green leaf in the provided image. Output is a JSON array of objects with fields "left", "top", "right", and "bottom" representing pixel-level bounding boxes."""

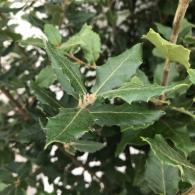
[
  {"left": 171, "top": 126, "right": 195, "bottom": 157},
  {"left": 115, "top": 130, "right": 141, "bottom": 155},
  {"left": 0, "top": 168, "right": 14, "bottom": 184},
  {"left": 45, "top": 108, "right": 94, "bottom": 148},
  {"left": 45, "top": 42, "right": 86, "bottom": 96},
  {"left": 0, "top": 186, "right": 26, "bottom": 195},
  {"left": 90, "top": 103, "right": 165, "bottom": 130},
  {"left": 142, "top": 135, "right": 195, "bottom": 184},
  {"left": 155, "top": 22, "right": 172, "bottom": 40},
  {"left": 20, "top": 38, "right": 44, "bottom": 48},
  {"left": 31, "top": 82, "right": 63, "bottom": 108},
  {"left": 92, "top": 43, "right": 143, "bottom": 94},
  {"left": 72, "top": 140, "right": 106, "bottom": 153},
  {"left": 100, "top": 83, "right": 188, "bottom": 105},
  {"left": 145, "top": 151, "right": 180, "bottom": 195}
]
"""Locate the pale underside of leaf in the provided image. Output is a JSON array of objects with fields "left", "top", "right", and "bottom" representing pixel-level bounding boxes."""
[
  {"left": 143, "top": 28, "right": 190, "bottom": 68},
  {"left": 188, "top": 69, "right": 195, "bottom": 84},
  {"left": 100, "top": 83, "right": 188, "bottom": 105},
  {"left": 59, "top": 24, "right": 101, "bottom": 63}
]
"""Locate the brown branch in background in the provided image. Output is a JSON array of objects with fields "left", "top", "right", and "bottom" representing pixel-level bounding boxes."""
[
  {"left": 59, "top": 0, "right": 70, "bottom": 27},
  {"left": 170, "top": 0, "right": 190, "bottom": 44},
  {"left": 160, "top": 0, "right": 190, "bottom": 100},
  {"left": 0, "top": 87, "right": 30, "bottom": 121}
]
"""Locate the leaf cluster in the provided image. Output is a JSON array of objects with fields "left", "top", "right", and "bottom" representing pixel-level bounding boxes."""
[{"left": 1, "top": 0, "right": 195, "bottom": 194}]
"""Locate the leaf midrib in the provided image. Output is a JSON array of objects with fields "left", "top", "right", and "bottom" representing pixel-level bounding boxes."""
[
  {"left": 94, "top": 54, "right": 131, "bottom": 95},
  {"left": 47, "top": 43, "right": 86, "bottom": 95},
  {"left": 56, "top": 54, "right": 86, "bottom": 94},
  {"left": 54, "top": 108, "right": 83, "bottom": 139},
  {"left": 99, "top": 84, "right": 188, "bottom": 97},
  {"left": 143, "top": 138, "right": 195, "bottom": 172},
  {"left": 91, "top": 111, "right": 155, "bottom": 116},
  {"left": 160, "top": 162, "right": 166, "bottom": 195}
]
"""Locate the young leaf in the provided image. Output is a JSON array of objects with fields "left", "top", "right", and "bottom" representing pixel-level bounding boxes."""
[
  {"left": 90, "top": 103, "right": 165, "bottom": 130},
  {"left": 142, "top": 134, "right": 195, "bottom": 184},
  {"left": 45, "top": 108, "right": 94, "bottom": 148},
  {"left": 188, "top": 69, "right": 195, "bottom": 84},
  {"left": 100, "top": 83, "right": 188, "bottom": 105},
  {"left": 36, "top": 66, "right": 56, "bottom": 88},
  {"left": 44, "top": 24, "right": 62, "bottom": 46},
  {"left": 92, "top": 43, "right": 143, "bottom": 94},
  {"left": 145, "top": 151, "right": 179, "bottom": 195},
  {"left": 143, "top": 28, "right": 190, "bottom": 68},
  {"left": 45, "top": 42, "right": 86, "bottom": 96},
  {"left": 59, "top": 24, "right": 101, "bottom": 63},
  {"left": 72, "top": 140, "right": 106, "bottom": 153}
]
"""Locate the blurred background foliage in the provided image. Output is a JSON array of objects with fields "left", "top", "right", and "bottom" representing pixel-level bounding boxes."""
[{"left": 0, "top": 0, "right": 195, "bottom": 194}]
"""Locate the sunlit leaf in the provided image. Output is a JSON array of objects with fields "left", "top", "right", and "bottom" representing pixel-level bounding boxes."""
[
  {"left": 143, "top": 28, "right": 190, "bottom": 68},
  {"left": 188, "top": 69, "right": 195, "bottom": 84},
  {"left": 59, "top": 24, "right": 101, "bottom": 63}
]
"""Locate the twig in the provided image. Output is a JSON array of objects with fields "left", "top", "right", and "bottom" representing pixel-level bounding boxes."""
[
  {"left": 160, "top": 0, "right": 190, "bottom": 100},
  {"left": 78, "top": 94, "right": 96, "bottom": 109},
  {"left": 65, "top": 53, "right": 86, "bottom": 65},
  {"left": 59, "top": 0, "right": 70, "bottom": 27},
  {"left": 0, "top": 87, "right": 30, "bottom": 121}
]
